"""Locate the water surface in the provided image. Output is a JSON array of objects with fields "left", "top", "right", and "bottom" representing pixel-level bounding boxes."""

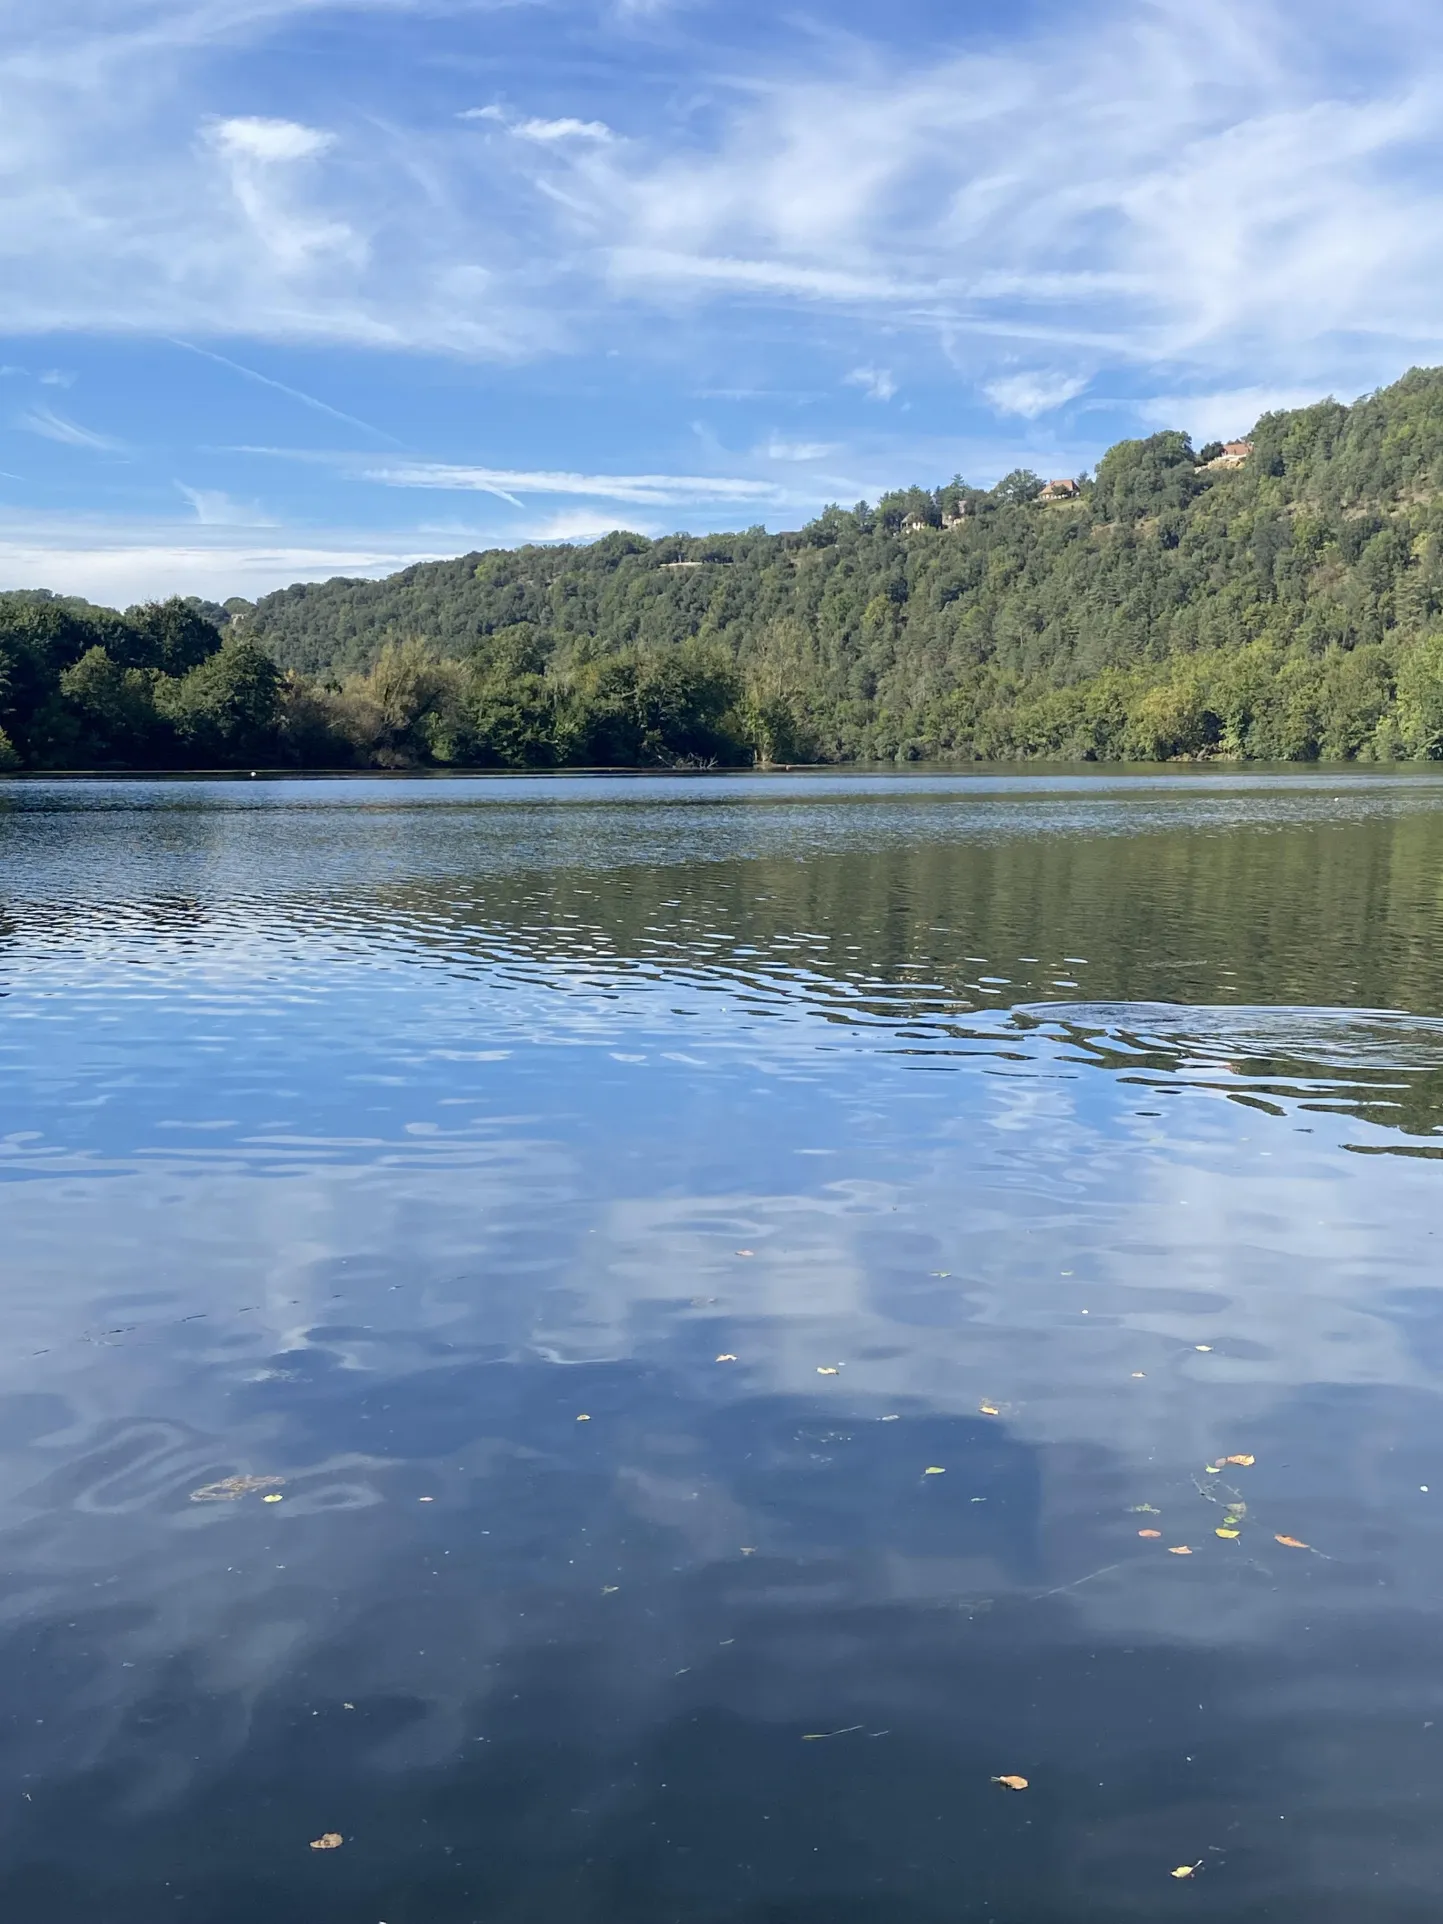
[{"left": 2, "top": 769, "right": 1443, "bottom": 1923}]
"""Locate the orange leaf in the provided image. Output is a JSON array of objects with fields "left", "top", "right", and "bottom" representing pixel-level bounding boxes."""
[
  {"left": 1138, "top": 1529, "right": 1162, "bottom": 1538},
  {"left": 1275, "top": 1534, "right": 1309, "bottom": 1549},
  {"left": 1168, "top": 1545, "right": 1193, "bottom": 1556},
  {"left": 1226, "top": 1454, "right": 1255, "bottom": 1467},
  {"left": 992, "top": 1775, "right": 1029, "bottom": 1791},
  {"left": 310, "top": 1834, "right": 343, "bottom": 1852}
]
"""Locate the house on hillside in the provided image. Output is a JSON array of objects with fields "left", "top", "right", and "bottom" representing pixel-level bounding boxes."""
[
  {"left": 1205, "top": 440, "right": 1254, "bottom": 470},
  {"left": 901, "top": 511, "right": 936, "bottom": 533},
  {"left": 1038, "top": 477, "right": 1081, "bottom": 501},
  {"left": 942, "top": 502, "right": 971, "bottom": 527}
]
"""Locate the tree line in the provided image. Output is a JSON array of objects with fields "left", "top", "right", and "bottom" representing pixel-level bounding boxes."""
[{"left": 10, "top": 363, "right": 1443, "bottom": 768}]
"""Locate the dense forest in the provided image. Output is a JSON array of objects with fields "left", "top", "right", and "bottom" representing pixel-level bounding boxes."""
[{"left": 11, "top": 364, "right": 1443, "bottom": 769}]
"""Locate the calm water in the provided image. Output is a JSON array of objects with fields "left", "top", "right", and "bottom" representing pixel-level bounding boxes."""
[{"left": 3, "top": 769, "right": 1443, "bottom": 1923}]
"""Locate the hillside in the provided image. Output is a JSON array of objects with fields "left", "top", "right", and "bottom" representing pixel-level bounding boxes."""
[{"left": 8, "top": 365, "right": 1443, "bottom": 767}]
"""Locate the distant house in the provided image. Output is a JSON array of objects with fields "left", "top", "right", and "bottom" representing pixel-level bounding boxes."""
[
  {"left": 942, "top": 502, "right": 971, "bottom": 528},
  {"left": 1206, "top": 440, "right": 1254, "bottom": 470},
  {"left": 1038, "top": 477, "right": 1081, "bottom": 501},
  {"left": 901, "top": 511, "right": 935, "bottom": 533}
]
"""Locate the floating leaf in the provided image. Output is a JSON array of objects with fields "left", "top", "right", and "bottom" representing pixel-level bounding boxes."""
[
  {"left": 190, "top": 1475, "right": 284, "bottom": 1503},
  {"left": 1226, "top": 1454, "right": 1255, "bottom": 1467},
  {"left": 1171, "top": 1863, "right": 1198, "bottom": 1880},
  {"left": 991, "top": 1775, "right": 1029, "bottom": 1791},
  {"left": 716, "top": 1354, "right": 738, "bottom": 1363},
  {"left": 1226, "top": 1502, "right": 1247, "bottom": 1516},
  {"left": 310, "top": 1834, "right": 343, "bottom": 1852},
  {"left": 924, "top": 1466, "right": 946, "bottom": 1476},
  {"left": 1275, "top": 1534, "right": 1309, "bottom": 1549},
  {"left": 817, "top": 1367, "right": 839, "bottom": 1376},
  {"left": 576, "top": 1414, "right": 591, "bottom": 1422},
  {"left": 1203, "top": 1463, "right": 1224, "bottom": 1475},
  {"left": 263, "top": 1493, "right": 283, "bottom": 1504},
  {"left": 1130, "top": 1503, "right": 1160, "bottom": 1514},
  {"left": 740, "top": 1546, "right": 757, "bottom": 1556},
  {"left": 802, "top": 1726, "right": 864, "bottom": 1741},
  {"left": 735, "top": 1250, "right": 755, "bottom": 1258},
  {"left": 1195, "top": 1345, "right": 1213, "bottom": 1353},
  {"left": 881, "top": 1414, "right": 900, "bottom": 1422},
  {"left": 1131, "top": 1372, "right": 1146, "bottom": 1379},
  {"left": 1138, "top": 1529, "right": 1162, "bottom": 1539},
  {"left": 602, "top": 1585, "right": 619, "bottom": 1595},
  {"left": 1215, "top": 1527, "right": 1240, "bottom": 1539},
  {"left": 979, "top": 1403, "right": 1001, "bottom": 1417},
  {"left": 1168, "top": 1546, "right": 1193, "bottom": 1556}
]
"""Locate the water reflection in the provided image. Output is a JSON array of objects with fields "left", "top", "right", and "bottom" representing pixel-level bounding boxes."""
[{"left": 0, "top": 773, "right": 1441, "bottom": 1921}]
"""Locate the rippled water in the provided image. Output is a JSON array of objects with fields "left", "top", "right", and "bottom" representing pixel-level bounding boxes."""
[{"left": 3, "top": 769, "right": 1443, "bottom": 1923}]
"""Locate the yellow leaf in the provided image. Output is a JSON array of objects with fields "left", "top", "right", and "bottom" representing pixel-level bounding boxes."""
[
  {"left": 979, "top": 1403, "right": 1001, "bottom": 1417},
  {"left": 1215, "top": 1527, "right": 1240, "bottom": 1539},
  {"left": 1171, "top": 1864, "right": 1197, "bottom": 1880},
  {"left": 817, "top": 1366, "right": 839, "bottom": 1375},
  {"left": 991, "top": 1775, "right": 1029, "bottom": 1791},
  {"left": 1275, "top": 1534, "right": 1309, "bottom": 1549},
  {"left": 716, "top": 1354, "right": 738, "bottom": 1363},
  {"left": 1226, "top": 1454, "right": 1255, "bottom": 1467},
  {"left": 1168, "top": 1545, "right": 1193, "bottom": 1556},
  {"left": 576, "top": 1414, "right": 591, "bottom": 1422},
  {"left": 1203, "top": 1463, "right": 1223, "bottom": 1475},
  {"left": 1138, "top": 1529, "right": 1162, "bottom": 1539},
  {"left": 263, "top": 1493, "right": 283, "bottom": 1504},
  {"left": 1195, "top": 1345, "right": 1213, "bottom": 1353},
  {"left": 924, "top": 1466, "right": 946, "bottom": 1475},
  {"left": 310, "top": 1834, "right": 343, "bottom": 1852}
]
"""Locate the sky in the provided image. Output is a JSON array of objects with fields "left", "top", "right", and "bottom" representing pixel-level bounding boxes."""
[{"left": 5, "top": 0, "right": 1443, "bottom": 605}]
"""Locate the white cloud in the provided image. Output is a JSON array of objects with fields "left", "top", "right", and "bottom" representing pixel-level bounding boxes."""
[
  {"left": 16, "top": 404, "right": 123, "bottom": 451},
  {"left": 513, "top": 117, "right": 613, "bottom": 144},
  {"left": 207, "top": 116, "right": 334, "bottom": 164},
  {"left": 984, "top": 370, "right": 1089, "bottom": 418},
  {"left": 761, "top": 437, "right": 840, "bottom": 461},
  {"left": 360, "top": 462, "right": 784, "bottom": 506},
  {"left": 176, "top": 484, "right": 276, "bottom": 525},
  {"left": 844, "top": 365, "right": 897, "bottom": 403},
  {"left": 1136, "top": 385, "right": 1335, "bottom": 445}
]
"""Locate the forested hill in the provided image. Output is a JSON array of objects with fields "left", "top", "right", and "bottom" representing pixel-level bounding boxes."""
[
  {"left": 8, "top": 364, "right": 1443, "bottom": 768},
  {"left": 231, "top": 365, "right": 1443, "bottom": 762}
]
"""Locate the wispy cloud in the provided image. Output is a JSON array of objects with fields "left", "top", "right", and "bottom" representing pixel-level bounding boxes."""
[
  {"left": 208, "top": 116, "right": 334, "bottom": 164},
  {"left": 514, "top": 117, "right": 613, "bottom": 143},
  {"left": 760, "top": 437, "right": 840, "bottom": 462},
  {"left": 176, "top": 483, "right": 276, "bottom": 525},
  {"left": 984, "top": 371, "right": 1089, "bottom": 418},
  {"left": 171, "top": 339, "right": 402, "bottom": 443},
  {"left": 361, "top": 461, "right": 783, "bottom": 506},
  {"left": 844, "top": 366, "right": 897, "bottom": 403},
  {"left": 16, "top": 405, "right": 123, "bottom": 451}
]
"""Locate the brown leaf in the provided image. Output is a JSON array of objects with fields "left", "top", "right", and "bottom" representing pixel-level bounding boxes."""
[
  {"left": 1138, "top": 1529, "right": 1162, "bottom": 1538},
  {"left": 991, "top": 1775, "right": 1029, "bottom": 1791},
  {"left": 1275, "top": 1534, "right": 1309, "bottom": 1549},
  {"left": 309, "top": 1833, "right": 343, "bottom": 1852},
  {"left": 1168, "top": 1545, "right": 1193, "bottom": 1556}
]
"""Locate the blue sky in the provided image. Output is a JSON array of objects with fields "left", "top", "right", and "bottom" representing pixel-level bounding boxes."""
[{"left": 5, "top": 0, "right": 1443, "bottom": 604}]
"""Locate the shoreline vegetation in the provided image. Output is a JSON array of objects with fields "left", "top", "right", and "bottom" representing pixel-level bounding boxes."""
[{"left": 9, "top": 367, "right": 1443, "bottom": 771}]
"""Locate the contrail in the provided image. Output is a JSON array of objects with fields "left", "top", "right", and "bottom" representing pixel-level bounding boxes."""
[{"left": 169, "top": 340, "right": 406, "bottom": 447}]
